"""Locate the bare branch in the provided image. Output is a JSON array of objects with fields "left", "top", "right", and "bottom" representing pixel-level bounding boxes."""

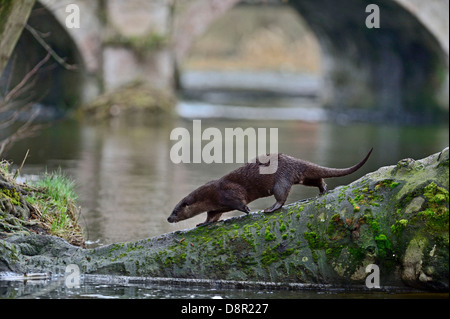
[
  {"left": 1, "top": 53, "right": 51, "bottom": 107},
  {"left": 1, "top": 54, "right": 52, "bottom": 156},
  {"left": 25, "top": 24, "right": 77, "bottom": 71},
  {"left": 0, "top": 108, "right": 41, "bottom": 155},
  {"left": 0, "top": 111, "right": 20, "bottom": 130}
]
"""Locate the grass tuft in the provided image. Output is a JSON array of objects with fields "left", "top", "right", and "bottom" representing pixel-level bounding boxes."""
[
  {"left": 26, "top": 170, "right": 85, "bottom": 246},
  {"left": 1, "top": 161, "right": 84, "bottom": 247}
]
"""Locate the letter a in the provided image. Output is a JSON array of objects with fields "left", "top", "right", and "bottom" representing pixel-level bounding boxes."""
[
  {"left": 202, "top": 127, "right": 222, "bottom": 164},
  {"left": 66, "top": 4, "right": 80, "bottom": 29},
  {"left": 170, "top": 128, "right": 191, "bottom": 163},
  {"left": 65, "top": 264, "right": 80, "bottom": 288},
  {"left": 365, "top": 4, "right": 380, "bottom": 29},
  {"left": 365, "top": 264, "right": 380, "bottom": 288}
]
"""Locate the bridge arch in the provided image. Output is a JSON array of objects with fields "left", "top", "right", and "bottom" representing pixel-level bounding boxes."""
[
  {"left": 174, "top": 0, "right": 449, "bottom": 114},
  {"left": 38, "top": 0, "right": 103, "bottom": 75}
]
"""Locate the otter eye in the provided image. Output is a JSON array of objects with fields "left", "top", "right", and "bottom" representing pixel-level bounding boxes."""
[{"left": 182, "top": 202, "right": 189, "bottom": 207}]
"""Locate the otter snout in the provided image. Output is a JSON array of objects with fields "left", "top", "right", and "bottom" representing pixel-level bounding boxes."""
[{"left": 167, "top": 212, "right": 178, "bottom": 223}]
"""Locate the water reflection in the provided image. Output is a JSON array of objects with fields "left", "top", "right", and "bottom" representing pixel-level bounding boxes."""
[
  {"left": 6, "top": 105, "right": 449, "bottom": 246},
  {"left": 1, "top": 274, "right": 445, "bottom": 299}
]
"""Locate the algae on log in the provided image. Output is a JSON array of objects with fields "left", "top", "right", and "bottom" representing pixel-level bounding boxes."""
[
  {"left": 1, "top": 148, "right": 448, "bottom": 291},
  {"left": 0, "top": 0, "right": 35, "bottom": 75}
]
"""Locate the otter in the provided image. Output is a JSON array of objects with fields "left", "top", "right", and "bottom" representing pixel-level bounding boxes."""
[{"left": 167, "top": 148, "right": 373, "bottom": 227}]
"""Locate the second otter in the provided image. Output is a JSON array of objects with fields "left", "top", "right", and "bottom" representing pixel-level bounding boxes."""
[{"left": 167, "top": 148, "right": 373, "bottom": 226}]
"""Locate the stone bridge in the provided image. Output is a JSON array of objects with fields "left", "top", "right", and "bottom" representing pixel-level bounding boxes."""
[{"left": 3, "top": 0, "right": 450, "bottom": 112}]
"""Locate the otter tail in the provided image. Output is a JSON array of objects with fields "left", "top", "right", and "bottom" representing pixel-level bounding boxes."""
[{"left": 318, "top": 148, "right": 373, "bottom": 178}]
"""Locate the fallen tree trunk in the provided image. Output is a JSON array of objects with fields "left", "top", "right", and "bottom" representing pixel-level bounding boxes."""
[{"left": 1, "top": 147, "right": 448, "bottom": 291}]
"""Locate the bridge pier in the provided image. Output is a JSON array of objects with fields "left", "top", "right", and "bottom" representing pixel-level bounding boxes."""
[{"left": 102, "top": 0, "right": 175, "bottom": 92}]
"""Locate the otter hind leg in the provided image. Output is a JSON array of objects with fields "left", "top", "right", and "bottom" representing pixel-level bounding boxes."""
[
  {"left": 303, "top": 178, "right": 327, "bottom": 195},
  {"left": 264, "top": 182, "right": 291, "bottom": 213}
]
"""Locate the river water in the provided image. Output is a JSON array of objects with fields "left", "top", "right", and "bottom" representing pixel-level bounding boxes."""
[
  {"left": 7, "top": 97, "right": 448, "bottom": 246},
  {"left": 1, "top": 273, "right": 445, "bottom": 299},
  {"left": 3, "top": 74, "right": 449, "bottom": 299}
]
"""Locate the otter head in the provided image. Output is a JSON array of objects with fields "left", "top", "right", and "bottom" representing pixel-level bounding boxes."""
[{"left": 167, "top": 185, "right": 215, "bottom": 223}]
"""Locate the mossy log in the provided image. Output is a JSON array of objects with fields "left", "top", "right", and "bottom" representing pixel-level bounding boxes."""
[{"left": 1, "top": 148, "right": 448, "bottom": 291}]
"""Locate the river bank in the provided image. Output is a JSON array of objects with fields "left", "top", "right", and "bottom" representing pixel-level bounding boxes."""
[{"left": 0, "top": 162, "right": 84, "bottom": 247}]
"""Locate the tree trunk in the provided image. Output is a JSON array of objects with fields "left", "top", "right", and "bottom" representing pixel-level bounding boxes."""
[
  {"left": 1, "top": 147, "right": 448, "bottom": 291},
  {"left": 0, "top": 0, "right": 35, "bottom": 76}
]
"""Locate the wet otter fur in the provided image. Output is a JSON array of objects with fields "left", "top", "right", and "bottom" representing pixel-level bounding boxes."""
[{"left": 168, "top": 148, "right": 373, "bottom": 226}]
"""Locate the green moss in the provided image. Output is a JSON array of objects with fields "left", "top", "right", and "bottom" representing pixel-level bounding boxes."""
[
  {"left": 326, "top": 245, "right": 343, "bottom": 260},
  {"left": 164, "top": 256, "right": 173, "bottom": 266},
  {"left": 390, "top": 182, "right": 400, "bottom": 189},
  {"left": 363, "top": 215, "right": 380, "bottom": 233},
  {"left": 304, "top": 231, "right": 327, "bottom": 250},
  {"left": 348, "top": 197, "right": 360, "bottom": 212},
  {"left": 174, "top": 253, "right": 187, "bottom": 266},
  {"left": 109, "top": 243, "right": 123, "bottom": 253},
  {"left": 375, "top": 179, "right": 400, "bottom": 190},
  {"left": 351, "top": 184, "right": 384, "bottom": 209},
  {"left": 416, "top": 208, "right": 449, "bottom": 233},
  {"left": 423, "top": 182, "right": 449, "bottom": 205},
  {"left": 261, "top": 244, "right": 294, "bottom": 266},
  {"left": 338, "top": 186, "right": 349, "bottom": 203},
  {"left": 391, "top": 219, "right": 408, "bottom": 235},
  {"left": 264, "top": 227, "right": 276, "bottom": 241},
  {"left": 1, "top": 188, "right": 22, "bottom": 206},
  {"left": 413, "top": 182, "right": 449, "bottom": 234},
  {"left": 348, "top": 246, "right": 366, "bottom": 263},
  {"left": 437, "top": 158, "right": 449, "bottom": 168},
  {"left": 374, "top": 234, "right": 392, "bottom": 258},
  {"left": 261, "top": 246, "right": 278, "bottom": 265}
]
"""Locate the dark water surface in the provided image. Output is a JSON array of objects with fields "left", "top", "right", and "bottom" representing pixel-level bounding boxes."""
[{"left": 1, "top": 273, "right": 447, "bottom": 299}]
